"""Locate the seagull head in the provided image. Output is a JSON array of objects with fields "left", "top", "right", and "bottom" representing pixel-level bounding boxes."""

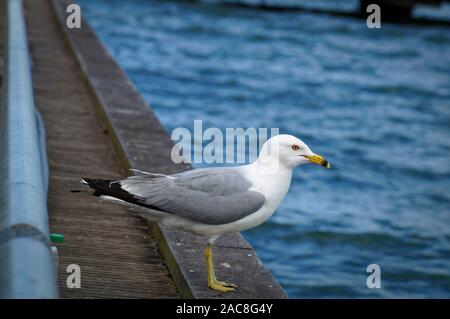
[{"left": 258, "top": 134, "right": 330, "bottom": 170}]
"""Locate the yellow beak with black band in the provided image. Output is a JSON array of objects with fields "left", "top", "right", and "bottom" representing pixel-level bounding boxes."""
[{"left": 304, "top": 154, "right": 331, "bottom": 169}]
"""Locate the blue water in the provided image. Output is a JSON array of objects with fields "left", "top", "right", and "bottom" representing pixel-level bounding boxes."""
[{"left": 79, "top": 0, "right": 450, "bottom": 298}]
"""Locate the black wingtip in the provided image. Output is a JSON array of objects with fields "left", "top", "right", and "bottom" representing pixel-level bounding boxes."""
[{"left": 79, "top": 177, "right": 163, "bottom": 212}]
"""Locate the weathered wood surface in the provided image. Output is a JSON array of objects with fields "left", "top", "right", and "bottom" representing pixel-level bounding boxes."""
[
  {"left": 25, "top": 0, "right": 179, "bottom": 298},
  {"left": 0, "top": 1, "right": 4, "bottom": 97},
  {"left": 51, "top": 0, "right": 287, "bottom": 298}
]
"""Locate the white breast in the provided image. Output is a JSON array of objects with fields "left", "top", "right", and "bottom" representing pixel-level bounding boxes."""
[{"left": 183, "top": 162, "right": 293, "bottom": 236}]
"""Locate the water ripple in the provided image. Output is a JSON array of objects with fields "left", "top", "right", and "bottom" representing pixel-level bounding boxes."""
[{"left": 80, "top": 0, "right": 450, "bottom": 298}]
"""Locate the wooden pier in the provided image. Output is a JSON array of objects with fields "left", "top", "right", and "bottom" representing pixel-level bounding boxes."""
[
  {"left": 0, "top": 0, "right": 286, "bottom": 298},
  {"left": 25, "top": 0, "right": 179, "bottom": 298}
]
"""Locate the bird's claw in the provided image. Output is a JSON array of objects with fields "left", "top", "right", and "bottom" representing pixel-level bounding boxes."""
[
  {"left": 217, "top": 280, "right": 238, "bottom": 288},
  {"left": 208, "top": 280, "right": 237, "bottom": 292}
]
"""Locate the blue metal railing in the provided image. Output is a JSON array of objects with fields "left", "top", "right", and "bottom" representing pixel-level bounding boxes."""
[{"left": 0, "top": 0, "right": 57, "bottom": 298}]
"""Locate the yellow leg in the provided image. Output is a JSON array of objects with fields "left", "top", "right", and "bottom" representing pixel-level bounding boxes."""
[{"left": 204, "top": 243, "right": 237, "bottom": 292}]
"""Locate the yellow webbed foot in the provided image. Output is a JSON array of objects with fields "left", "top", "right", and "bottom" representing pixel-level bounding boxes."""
[
  {"left": 205, "top": 240, "right": 237, "bottom": 293},
  {"left": 215, "top": 280, "right": 238, "bottom": 288},
  {"left": 208, "top": 280, "right": 237, "bottom": 292}
]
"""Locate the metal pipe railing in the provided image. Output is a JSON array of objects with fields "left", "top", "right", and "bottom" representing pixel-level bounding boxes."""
[{"left": 0, "top": 0, "right": 58, "bottom": 298}]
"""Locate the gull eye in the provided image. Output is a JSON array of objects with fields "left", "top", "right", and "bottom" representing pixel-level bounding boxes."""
[{"left": 291, "top": 144, "right": 300, "bottom": 151}]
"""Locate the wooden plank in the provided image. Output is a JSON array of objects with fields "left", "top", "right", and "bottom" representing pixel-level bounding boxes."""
[
  {"left": 0, "top": 0, "right": 4, "bottom": 95},
  {"left": 51, "top": 0, "right": 287, "bottom": 298},
  {"left": 26, "top": 0, "right": 179, "bottom": 299}
]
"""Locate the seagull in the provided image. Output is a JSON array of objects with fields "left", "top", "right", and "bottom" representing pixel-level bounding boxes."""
[{"left": 81, "top": 134, "right": 330, "bottom": 292}]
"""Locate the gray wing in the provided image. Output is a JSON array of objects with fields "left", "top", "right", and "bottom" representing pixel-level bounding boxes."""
[{"left": 119, "top": 168, "right": 265, "bottom": 225}]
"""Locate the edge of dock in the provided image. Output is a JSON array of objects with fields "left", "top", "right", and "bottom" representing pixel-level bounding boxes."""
[{"left": 51, "top": 0, "right": 287, "bottom": 299}]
